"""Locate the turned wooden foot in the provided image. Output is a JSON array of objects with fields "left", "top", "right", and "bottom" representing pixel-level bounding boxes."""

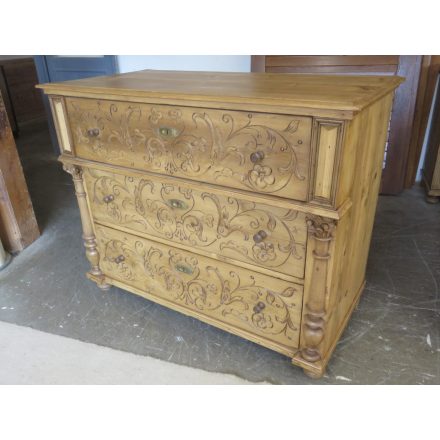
[
  {"left": 86, "top": 272, "right": 111, "bottom": 291},
  {"left": 426, "top": 195, "right": 439, "bottom": 204},
  {"left": 97, "top": 282, "right": 111, "bottom": 291},
  {"left": 304, "top": 368, "right": 325, "bottom": 379}
]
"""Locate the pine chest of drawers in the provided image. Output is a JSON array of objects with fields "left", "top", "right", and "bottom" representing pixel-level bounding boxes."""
[{"left": 38, "top": 71, "right": 402, "bottom": 378}]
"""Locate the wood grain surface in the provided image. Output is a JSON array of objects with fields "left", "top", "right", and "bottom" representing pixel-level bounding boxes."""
[
  {"left": 0, "top": 91, "right": 39, "bottom": 252},
  {"left": 38, "top": 70, "right": 403, "bottom": 115}
]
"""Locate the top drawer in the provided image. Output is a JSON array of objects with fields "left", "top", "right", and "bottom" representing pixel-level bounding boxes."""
[{"left": 64, "top": 98, "right": 312, "bottom": 201}]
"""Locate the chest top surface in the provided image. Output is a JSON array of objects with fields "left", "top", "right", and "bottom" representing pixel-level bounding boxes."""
[{"left": 37, "top": 70, "right": 403, "bottom": 116}]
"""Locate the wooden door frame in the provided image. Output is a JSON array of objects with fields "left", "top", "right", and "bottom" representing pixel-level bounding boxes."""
[
  {"left": 34, "top": 56, "right": 59, "bottom": 153},
  {"left": 420, "top": 70, "right": 440, "bottom": 199},
  {"left": 0, "top": 64, "right": 18, "bottom": 135},
  {"left": 404, "top": 55, "right": 440, "bottom": 187},
  {"left": 380, "top": 56, "right": 422, "bottom": 194},
  {"left": 34, "top": 55, "right": 118, "bottom": 154},
  {"left": 0, "top": 91, "right": 40, "bottom": 252}
]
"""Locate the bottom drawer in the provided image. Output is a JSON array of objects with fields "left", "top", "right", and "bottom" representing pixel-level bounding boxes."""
[{"left": 94, "top": 224, "right": 303, "bottom": 351}]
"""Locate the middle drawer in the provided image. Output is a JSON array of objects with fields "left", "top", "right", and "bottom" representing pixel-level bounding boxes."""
[{"left": 84, "top": 167, "right": 307, "bottom": 280}]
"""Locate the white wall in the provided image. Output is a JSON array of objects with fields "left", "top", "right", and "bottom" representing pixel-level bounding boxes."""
[{"left": 117, "top": 55, "right": 251, "bottom": 74}]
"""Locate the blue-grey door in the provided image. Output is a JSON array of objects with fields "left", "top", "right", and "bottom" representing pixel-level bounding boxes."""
[{"left": 34, "top": 56, "right": 118, "bottom": 152}]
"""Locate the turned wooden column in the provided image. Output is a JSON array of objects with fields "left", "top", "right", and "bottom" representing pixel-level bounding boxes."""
[
  {"left": 299, "top": 215, "right": 336, "bottom": 377},
  {"left": 63, "top": 164, "right": 109, "bottom": 290}
]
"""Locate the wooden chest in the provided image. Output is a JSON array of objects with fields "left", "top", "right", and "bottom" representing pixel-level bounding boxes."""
[{"left": 38, "top": 71, "right": 402, "bottom": 378}]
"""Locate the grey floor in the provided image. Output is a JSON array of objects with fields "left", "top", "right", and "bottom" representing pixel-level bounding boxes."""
[
  {"left": 0, "top": 320, "right": 265, "bottom": 384},
  {"left": 1, "top": 120, "right": 439, "bottom": 384}
]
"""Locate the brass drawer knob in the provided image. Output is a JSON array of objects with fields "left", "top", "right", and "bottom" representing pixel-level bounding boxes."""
[
  {"left": 87, "top": 128, "right": 100, "bottom": 137},
  {"left": 175, "top": 264, "right": 193, "bottom": 275},
  {"left": 250, "top": 151, "right": 265, "bottom": 163},
  {"left": 115, "top": 255, "right": 125, "bottom": 264},
  {"left": 253, "top": 230, "right": 267, "bottom": 243},
  {"left": 158, "top": 126, "right": 178, "bottom": 138},
  {"left": 103, "top": 195, "right": 115, "bottom": 203},
  {"left": 253, "top": 301, "right": 266, "bottom": 313},
  {"left": 168, "top": 199, "right": 187, "bottom": 210}
]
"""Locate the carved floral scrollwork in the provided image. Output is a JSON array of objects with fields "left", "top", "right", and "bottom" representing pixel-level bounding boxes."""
[
  {"left": 249, "top": 164, "right": 275, "bottom": 189},
  {"left": 96, "top": 226, "right": 301, "bottom": 343},
  {"left": 84, "top": 169, "right": 306, "bottom": 277},
  {"left": 68, "top": 100, "right": 310, "bottom": 198},
  {"left": 63, "top": 163, "right": 83, "bottom": 180},
  {"left": 306, "top": 216, "right": 336, "bottom": 241},
  {"left": 215, "top": 114, "right": 305, "bottom": 193}
]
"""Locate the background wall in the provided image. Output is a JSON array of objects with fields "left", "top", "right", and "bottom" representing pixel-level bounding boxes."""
[{"left": 116, "top": 55, "right": 251, "bottom": 73}]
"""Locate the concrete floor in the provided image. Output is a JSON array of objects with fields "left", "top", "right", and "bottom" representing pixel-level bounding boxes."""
[
  {"left": 0, "top": 120, "right": 439, "bottom": 384},
  {"left": 0, "top": 321, "right": 265, "bottom": 384}
]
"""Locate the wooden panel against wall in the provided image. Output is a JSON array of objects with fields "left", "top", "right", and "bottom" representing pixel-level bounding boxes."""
[
  {"left": 264, "top": 55, "right": 400, "bottom": 74},
  {"left": 421, "top": 70, "right": 440, "bottom": 200},
  {"left": 0, "top": 91, "right": 39, "bottom": 252},
  {"left": 0, "top": 66, "right": 18, "bottom": 133},
  {"left": 0, "top": 57, "right": 46, "bottom": 126},
  {"left": 380, "top": 56, "right": 422, "bottom": 194},
  {"left": 405, "top": 55, "right": 440, "bottom": 187}
]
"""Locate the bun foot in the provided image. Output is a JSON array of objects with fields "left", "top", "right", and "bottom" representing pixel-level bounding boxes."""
[
  {"left": 304, "top": 368, "right": 325, "bottom": 379},
  {"left": 426, "top": 195, "right": 439, "bottom": 204},
  {"left": 97, "top": 282, "right": 111, "bottom": 291}
]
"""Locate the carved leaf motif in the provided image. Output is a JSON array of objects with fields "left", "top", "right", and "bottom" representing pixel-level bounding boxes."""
[
  {"left": 283, "top": 210, "right": 299, "bottom": 222},
  {"left": 202, "top": 214, "right": 214, "bottom": 228},
  {"left": 266, "top": 212, "right": 277, "bottom": 232},
  {"left": 284, "top": 120, "right": 300, "bottom": 134},
  {"left": 220, "top": 240, "right": 250, "bottom": 257},
  {"left": 218, "top": 168, "right": 233, "bottom": 178},
  {"left": 267, "top": 130, "right": 277, "bottom": 147},
  {"left": 133, "top": 179, "right": 154, "bottom": 216}
]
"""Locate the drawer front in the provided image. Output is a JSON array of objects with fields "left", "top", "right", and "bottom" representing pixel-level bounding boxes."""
[
  {"left": 66, "top": 98, "right": 312, "bottom": 201},
  {"left": 95, "top": 224, "right": 303, "bottom": 349},
  {"left": 84, "top": 167, "right": 307, "bottom": 279}
]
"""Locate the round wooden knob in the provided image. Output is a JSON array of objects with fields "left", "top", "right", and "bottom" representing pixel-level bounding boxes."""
[
  {"left": 103, "top": 195, "right": 114, "bottom": 203},
  {"left": 253, "top": 230, "right": 267, "bottom": 243},
  {"left": 87, "top": 128, "right": 100, "bottom": 137},
  {"left": 253, "top": 301, "right": 266, "bottom": 313},
  {"left": 250, "top": 151, "right": 265, "bottom": 163}
]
